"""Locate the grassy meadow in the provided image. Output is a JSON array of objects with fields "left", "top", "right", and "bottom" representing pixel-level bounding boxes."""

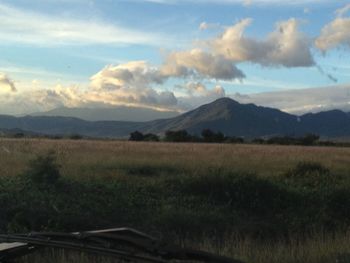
[
  {"left": 1, "top": 138, "right": 350, "bottom": 262},
  {"left": 1, "top": 138, "right": 350, "bottom": 178}
]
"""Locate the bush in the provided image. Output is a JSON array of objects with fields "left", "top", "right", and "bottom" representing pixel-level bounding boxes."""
[
  {"left": 143, "top": 133, "right": 160, "bottom": 142},
  {"left": 24, "top": 151, "right": 61, "bottom": 185},
  {"left": 301, "top": 134, "right": 320, "bottom": 146},
  {"left": 69, "top": 134, "right": 83, "bottom": 140},
  {"left": 284, "top": 162, "right": 335, "bottom": 190}
]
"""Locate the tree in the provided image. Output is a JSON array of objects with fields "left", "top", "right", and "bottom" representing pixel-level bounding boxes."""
[
  {"left": 129, "top": 131, "right": 144, "bottom": 141},
  {"left": 164, "top": 130, "right": 192, "bottom": 142},
  {"left": 201, "top": 129, "right": 225, "bottom": 143},
  {"left": 301, "top": 134, "right": 320, "bottom": 146}
]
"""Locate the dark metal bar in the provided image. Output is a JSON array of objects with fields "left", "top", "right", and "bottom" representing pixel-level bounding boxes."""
[{"left": 0, "top": 228, "right": 244, "bottom": 263}]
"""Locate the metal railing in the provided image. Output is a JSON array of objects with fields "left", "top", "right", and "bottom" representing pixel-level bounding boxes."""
[{"left": 0, "top": 228, "right": 244, "bottom": 263}]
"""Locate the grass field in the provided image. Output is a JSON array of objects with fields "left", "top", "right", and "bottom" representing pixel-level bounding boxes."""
[
  {"left": 1, "top": 138, "right": 350, "bottom": 178},
  {"left": 1, "top": 138, "right": 350, "bottom": 263}
]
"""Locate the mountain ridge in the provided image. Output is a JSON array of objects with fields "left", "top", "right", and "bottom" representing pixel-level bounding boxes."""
[
  {"left": 29, "top": 106, "right": 179, "bottom": 122},
  {"left": 1, "top": 98, "right": 350, "bottom": 138}
]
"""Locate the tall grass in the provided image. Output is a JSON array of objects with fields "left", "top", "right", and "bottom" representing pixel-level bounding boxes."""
[
  {"left": 2, "top": 138, "right": 350, "bottom": 262},
  {"left": 1, "top": 138, "right": 350, "bottom": 178}
]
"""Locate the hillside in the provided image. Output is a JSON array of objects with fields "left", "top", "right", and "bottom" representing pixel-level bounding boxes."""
[
  {"left": 30, "top": 106, "right": 179, "bottom": 122},
  {"left": 1, "top": 98, "right": 350, "bottom": 138}
]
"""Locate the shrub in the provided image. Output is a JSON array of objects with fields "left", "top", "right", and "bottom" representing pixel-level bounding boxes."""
[
  {"left": 301, "top": 134, "right": 320, "bottom": 146},
  {"left": 143, "top": 133, "right": 160, "bottom": 142},
  {"left": 24, "top": 151, "right": 61, "bottom": 185},
  {"left": 69, "top": 134, "right": 83, "bottom": 140},
  {"left": 284, "top": 162, "right": 335, "bottom": 190}
]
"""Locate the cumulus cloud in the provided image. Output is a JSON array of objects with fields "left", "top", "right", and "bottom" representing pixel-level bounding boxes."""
[
  {"left": 315, "top": 4, "right": 350, "bottom": 51},
  {"left": 210, "top": 18, "right": 314, "bottom": 67},
  {"left": 161, "top": 49, "right": 245, "bottom": 80},
  {"left": 315, "top": 17, "right": 350, "bottom": 51},
  {"left": 88, "top": 61, "right": 177, "bottom": 109},
  {"left": 91, "top": 61, "right": 165, "bottom": 90},
  {"left": 0, "top": 73, "right": 16, "bottom": 92},
  {"left": 177, "top": 81, "right": 226, "bottom": 97}
]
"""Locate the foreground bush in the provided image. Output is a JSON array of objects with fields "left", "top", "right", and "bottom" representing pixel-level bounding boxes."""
[
  {"left": 24, "top": 151, "right": 61, "bottom": 186},
  {"left": 1, "top": 159, "right": 350, "bottom": 241}
]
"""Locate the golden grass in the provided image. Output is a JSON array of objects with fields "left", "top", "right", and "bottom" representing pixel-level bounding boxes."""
[
  {"left": 3, "top": 138, "right": 350, "bottom": 263},
  {"left": 1, "top": 138, "right": 350, "bottom": 178}
]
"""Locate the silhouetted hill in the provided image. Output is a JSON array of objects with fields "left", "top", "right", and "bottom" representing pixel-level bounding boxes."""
[
  {"left": 300, "top": 110, "right": 350, "bottom": 137},
  {"left": 143, "top": 98, "right": 300, "bottom": 137},
  {"left": 30, "top": 106, "right": 179, "bottom": 122},
  {"left": 1, "top": 98, "right": 350, "bottom": 138},
  {"left": 0, "top": 115, "right": 143, "bottom": 138}
]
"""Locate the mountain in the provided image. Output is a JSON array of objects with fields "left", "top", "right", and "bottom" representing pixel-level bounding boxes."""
[
  {"left": 143, "top": 98, "right": 301, "bottom": 137},
  {"left": 299, "top": 110, "right": 350, "bottom": 137},
  {"left": 30, "top": 106, "right": 179, "bottom": 122},
  {"left": 0, "top": 127, "right": 39, "bottom": 137},
  {"left": 0, "top": 115, "right": 143, "bottom": 138},
  {"left": 1, "top": 98, "right": 350, "bottom": 138}
]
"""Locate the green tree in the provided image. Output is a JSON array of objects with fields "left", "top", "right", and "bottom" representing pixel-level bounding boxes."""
[{"left": 129, "top": 131, "right": 145, "bottom": 141}]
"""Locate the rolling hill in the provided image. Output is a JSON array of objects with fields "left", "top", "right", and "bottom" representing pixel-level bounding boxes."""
[
  {"left": 29, "top": 106, "right": 179, "bottom": 122},
  {"left": 1, "top": 98, "right": 350, "bottom": 138}
]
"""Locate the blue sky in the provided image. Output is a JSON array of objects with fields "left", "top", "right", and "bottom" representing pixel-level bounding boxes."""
[{"left": 0, "top": 0, "right": 350, "bottom": 115}]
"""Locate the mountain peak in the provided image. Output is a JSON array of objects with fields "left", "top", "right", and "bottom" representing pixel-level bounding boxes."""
[{"left": 211, "top": 97, "right": 239, "bottom": 105}]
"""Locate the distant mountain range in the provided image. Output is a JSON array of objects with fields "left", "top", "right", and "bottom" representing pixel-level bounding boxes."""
[
  {"left": 1, "top": 98, "right": 350, "bottom": 138},
  {"left": 29, "top": 106, "right": 179, "bottom": 122}
]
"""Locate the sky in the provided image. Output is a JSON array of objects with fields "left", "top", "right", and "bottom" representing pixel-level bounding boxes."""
[{"left": 0, "top": 0, "right": 350, "bottom": 116}]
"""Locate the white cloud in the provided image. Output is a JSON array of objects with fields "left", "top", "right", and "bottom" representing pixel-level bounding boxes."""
[
  {"left": 315, "top": 4, "right": 350, "bottom": 51},
  {"left": 335, "top": 3, "right": 350, "bottom": 17},
  {"left": 161, "top": 49, "right": 245, "bottom": 80},
  {"left": 89, "top": 61, "right": 177, "bottom": 109},
  {"left": 0, "top": 3, "right": 164, "bottom": 46},
  {"left": 199, "top": 22, "right": 220, "bottom": 30},
  {"left": 210, "top": 18, "right": 314, "bottom": 67},
  {"left": 176, "top": 81, "right": 226, "bottom": 97},
  {"left": 0, "top": 73, "right": 16, "bottom": 92},
  {"left": 315, "top": 17, "right": 350, "bottom": 51}
]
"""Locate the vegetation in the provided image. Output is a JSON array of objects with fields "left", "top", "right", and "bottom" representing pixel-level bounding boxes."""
[
  {"left": 130, "top": 129, "right": 244, "bottom": 143},
  {"left": 130, "top": 129, "right": 349, "bottom": 147},
  {"left": 1, "top": 139, "right": 350, "bottom": 262}
]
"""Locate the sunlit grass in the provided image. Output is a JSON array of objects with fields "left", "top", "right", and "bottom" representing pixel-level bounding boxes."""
[
  {"left": 1, "top": 138, "right": 350, "bottom": 179},
  {"left": 3, "top": 138, "right": 350, "bottom": 263}
]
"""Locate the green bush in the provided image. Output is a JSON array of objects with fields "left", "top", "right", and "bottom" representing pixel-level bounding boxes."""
[
  {"left": 24, "top": 151, "right": 61, "bottom": 185},
  {"left": 284, "top": 162, "right": 336, "bottom": 190}
]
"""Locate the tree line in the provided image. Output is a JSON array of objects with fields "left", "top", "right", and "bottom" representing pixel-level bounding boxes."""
[
  {"left": 129, "top": 129, "right": 329, "bottom": 146},
  {"left": 129, "top": 129, "right": 244, "bottom": 143}
]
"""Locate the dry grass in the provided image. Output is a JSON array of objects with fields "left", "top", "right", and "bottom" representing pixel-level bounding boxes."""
[
  {"left": 195, "top": 232, "right": 350, "bottom": 263},
  {"left": 1, "top": 138, "right": 350, "bottom": 178},
  {"left": 3, "top": 138, "right": 350, "bottom": 263},
  {"left": 18, "top": 233, "right": 350, "bottom": 263}
]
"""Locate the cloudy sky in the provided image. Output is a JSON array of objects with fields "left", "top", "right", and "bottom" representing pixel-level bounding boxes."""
[{"left": 1, "top": 0, "right": 350, "bottom": 116}]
